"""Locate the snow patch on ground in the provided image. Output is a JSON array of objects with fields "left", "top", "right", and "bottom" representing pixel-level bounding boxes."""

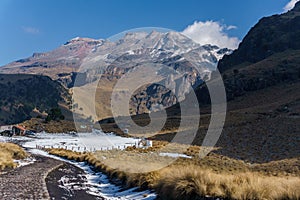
[
  {"left": 13, "top": 157, "right": 36, "bottom": 168},
  {"left": 22, "top": 131, "right": 139, "bottom": 152},
  {"left": 0, "top": 135, "right": 32, "bottom": 143},
  {"left": 159, "top": 152, "right": 192, "bottom": 159}
]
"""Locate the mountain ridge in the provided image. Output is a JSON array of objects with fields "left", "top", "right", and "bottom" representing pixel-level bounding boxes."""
[
  {"left": 0, "top": 31, "right": 231, "bottom": 83},
  {"left": 0, "top": 31, "right": 232, "bottom": 119},
  {"left": 218, "top": 1, "right": 300, "bottom": 73},
  {"left": 0, "top": 73, "right": 70, "bottom": 126}
]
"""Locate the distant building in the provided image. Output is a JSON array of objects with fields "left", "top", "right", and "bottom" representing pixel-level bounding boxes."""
[{"left": 12, "top": 125, "right": 26, "bottom": 136}]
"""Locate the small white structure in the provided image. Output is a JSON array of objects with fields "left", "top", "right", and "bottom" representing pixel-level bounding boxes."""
[
  {"left": 80, "top": 125, "right": 87, "bottom": 129},
  {"left": 146, "top": 140, "right": 152, "bottom": 147},
  {"left": 138, "top": 138, "right": 152, "bottom": 148}
]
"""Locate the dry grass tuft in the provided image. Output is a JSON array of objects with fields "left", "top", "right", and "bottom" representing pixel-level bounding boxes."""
[
  {"left": 184, "top": 145, "right": 201, "bottom": 157},
  {"left": 156, "top": 165, "right": 300, "bottom": 200},
  {"left": 47, "top": 148, "right": 91, "bottom": 162},
  {"left": 0, "top": 142, "right": 27, "bottom": 170},
  {"left": 48, "top": 147, "right": 300, "bottom": 200}
]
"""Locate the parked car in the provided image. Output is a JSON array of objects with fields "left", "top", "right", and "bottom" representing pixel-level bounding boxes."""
[
  {"left": 24, "top": 130, "right": 36, "bottom": 136},
  {"left": 0, "top": 130, "right": 13, "bottom": 137}
]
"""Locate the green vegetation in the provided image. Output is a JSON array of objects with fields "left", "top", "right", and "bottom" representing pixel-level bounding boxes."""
[{"left": 45, "top": 107, "right": 65, "bottom": 122}]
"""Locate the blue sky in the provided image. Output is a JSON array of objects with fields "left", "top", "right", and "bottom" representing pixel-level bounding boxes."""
[{"left": 0, "top": 0, "right": 295, "bottom": 65}]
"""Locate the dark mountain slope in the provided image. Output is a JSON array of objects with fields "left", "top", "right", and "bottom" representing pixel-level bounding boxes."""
[
  {"left": 0, "top": 74, "right": 70, "bottom": 125},
  {"left": 195, "top": 4, "right": 300, "bottom": 162},
  {"left": 218, "top": 1, "right": 300, "bottom": 73},
  {"left": 135, "top": 4, "right": 300, "bottom": 164}
]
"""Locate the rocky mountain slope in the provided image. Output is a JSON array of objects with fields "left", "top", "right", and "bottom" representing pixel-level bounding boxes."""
[
  {"left": 218, "top": 1, "right": 300, "bottom": 73},
  {"left": 0, "top": 37, "right": 100, "bottom": 86},
  {"left": 0, "top": 32, "right": 230, "bottom": 87},
  {"left": 0, "top": 74, "right": 70, "bottom": 125},
  {"left": 126, "top": 4, "right": 300, "bottom": 164},
  {"left": 0, "top": 31, "right": 231, "bottom": 120},
  {"left": 210, "top": 4, "right": 300, "bottom": 162},
  {"left": 215, "top": 2, "right": 300, "bottom": 101}
]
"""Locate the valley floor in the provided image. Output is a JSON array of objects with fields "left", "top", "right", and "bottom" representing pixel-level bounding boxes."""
[
  {"left": 0, "top": 134, "right": 157, "bottom": 200},
  {"left": 0, "top": 126, "right": 299, "bottom": 200}
]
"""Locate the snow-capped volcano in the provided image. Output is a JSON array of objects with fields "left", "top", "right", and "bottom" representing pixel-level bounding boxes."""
[
  {"left": 78, "top": 31, "right": 232, "bottom": 79},
  {"left": 0, "top": 31, "right": 231, "bottom": 83},
  {"left": 0, "top": 31, "right": 232, "bottom": 117}
]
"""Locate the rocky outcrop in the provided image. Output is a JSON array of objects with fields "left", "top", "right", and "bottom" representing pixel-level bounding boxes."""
[
  {"left": 221, "top": 50, "right": 300, "bottom": 101},
  {"left": 218, "top": 1, "right": 300, "bottom": 73}
]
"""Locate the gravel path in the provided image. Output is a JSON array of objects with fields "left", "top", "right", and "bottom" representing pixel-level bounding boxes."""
[
  {"left": 46, "top": 162, "right": 103, "bottom": 200},
  {"left": 0, "top": 155, "right": 62, "bottom": 200}
]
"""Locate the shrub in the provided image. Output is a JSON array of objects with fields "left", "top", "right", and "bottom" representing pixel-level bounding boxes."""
[{"left": 0, "top": 143, "right": 27, "bottom": 170}]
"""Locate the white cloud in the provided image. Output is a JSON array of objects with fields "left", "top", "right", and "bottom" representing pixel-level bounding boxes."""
[
  {"left": 226, "top": 25, "right": 237, "bottom": 30},
  {"left": 284, "top": 0, "right": 300, "bottom": 12},
  {"left": 22, "top": 26, "right": 40, "bottom": 34},
  {"left": 182, "top": 21, "right": 240, "bottom": 50}
]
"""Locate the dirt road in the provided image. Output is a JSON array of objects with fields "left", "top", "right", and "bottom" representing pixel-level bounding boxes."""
[
  {"left": 0, "top": 155, "right": 62, "bottom": 199},
  {"left": 0, "top": 154, "right": 104, "bottom": 200}
]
